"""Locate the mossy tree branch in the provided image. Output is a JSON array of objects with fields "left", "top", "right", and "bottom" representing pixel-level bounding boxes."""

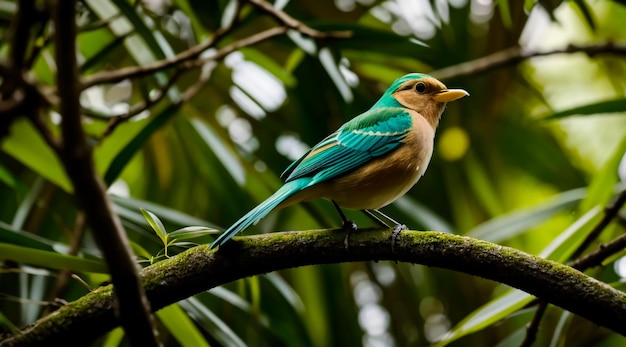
[{"left": 3, "top": 229, "right": 626, "bottom": 346}]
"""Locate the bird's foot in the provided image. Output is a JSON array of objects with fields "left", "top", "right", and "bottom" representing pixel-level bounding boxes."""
[
  {"left": 391, "top": 224, "right": 408, "bottom": 253},
  {"left": 342, "top": 220, "right": 358, "bottom": 252}
]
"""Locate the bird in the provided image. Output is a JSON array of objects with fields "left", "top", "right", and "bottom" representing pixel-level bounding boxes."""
[{"left": 210, "top": 73, "right": 468, "bottom": 249}]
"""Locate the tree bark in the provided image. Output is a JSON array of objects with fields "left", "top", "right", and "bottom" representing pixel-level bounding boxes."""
[{"left": 2, "top": 229, "right": 626, "bottom": 346}]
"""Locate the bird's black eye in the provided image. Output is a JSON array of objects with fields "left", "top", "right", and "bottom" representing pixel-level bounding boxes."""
[{"left": 415, "top": 82, "right": 426, "bottom": 94}]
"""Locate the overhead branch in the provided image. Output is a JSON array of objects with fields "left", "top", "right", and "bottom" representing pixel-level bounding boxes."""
[
  {"left": 3, "top": 229, "right": 626, "bottom": 346},
  {"left": 80, "top": 3, "right": 242, "bottom": 90},
  {"left": 247, "top": 0, "right": 352, "bottom": 39},
  {"left": 81, "top": 1, "right": 351, "bottom": 90},
  {"left": 431, "top": 42, "right": 626, "bottom": 80}
]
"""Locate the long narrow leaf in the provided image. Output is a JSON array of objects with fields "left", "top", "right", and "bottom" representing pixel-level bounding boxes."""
[
  {"left": 468, "top": 188, "right": 586, "bottom": 243},
  {"left": 156, "top": 303, "right": 210, "bottom": 347},
  {"left": 104, "top": 103, "right": 180, "bottom": 185},
  {"left": 180, "top": 298, "right": 247, "bottom": 347},
  {"left": 434, "top": 290, "right": 532, "bottom": 347},
  {"left": 543, "top": 98, "right": 626, "bottom": 120},
  {"left": 580, "top": 135, "right": 626, "bottom": 212},
  {"left": 0, "top": 243, "right": 108, "bottom": 273}
]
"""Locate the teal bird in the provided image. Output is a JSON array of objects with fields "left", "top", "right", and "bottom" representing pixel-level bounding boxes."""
[{"left": 211, "top": 73, "right": 468, "bottom": 249}]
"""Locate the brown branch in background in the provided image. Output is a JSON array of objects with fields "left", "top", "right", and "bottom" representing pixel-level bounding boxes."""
[
  {"left": 247, "top": 0, "right": 352, "bottom": 39},
  {"left": 431, "top": 42, "right": 626, "bottom": 80},
  {"left": 29, "top": 109, "right": 60, "bottom": 150},
  {"left": 80, "top": 5, "right": 240, "bottom": 90},
  {"left": 184, "top": 26, "right": 290, "bottom": 69},
  {"left": 81, "top": 1, "right": 351, "bottom": 89},
  {"left": 520, "top": 302, "right": 549, "bottom": 347},
  {"left": 92, "top": 69, "right": 184, "bottom": 139},
  {"left": 571, "top": 189, "right": 626, "bottom": 270},
  {"left": 51, "top": 1, "right": 160, "bottom": 347},
  {"left": 79, "top": 13, "right": 123, "bottom": 32}
]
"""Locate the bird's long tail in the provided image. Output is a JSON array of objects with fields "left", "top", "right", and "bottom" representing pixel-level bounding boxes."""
[{"left": 210, "top": 179, "right": 310, "bottom": 248}]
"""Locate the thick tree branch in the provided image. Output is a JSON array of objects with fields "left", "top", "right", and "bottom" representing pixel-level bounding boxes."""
[
  {"left": 431, "top": 42, "right": 626, "bottom": 80},
  {"left": 51, "top": 1, "right": 159, "bottom": 346},
  {"left": 3, "top": 230, "right": 626, "bottom": 346}
]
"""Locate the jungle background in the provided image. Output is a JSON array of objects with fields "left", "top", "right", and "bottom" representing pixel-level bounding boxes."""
[{"left": 1, "top": 0, "right": 626, "bottom": 346}]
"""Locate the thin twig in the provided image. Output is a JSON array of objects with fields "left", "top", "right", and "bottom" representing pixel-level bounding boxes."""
[
  {"left": 431, "top": 42, "right": 626, "bottom": 80},
  {"left": 81, "top": 1, "right": 351, "bottom": 89},
  {"left": 78, "top": 13, "right": 123, "bottom": 32},
  {"left": 29, "top": 109, "right": 60, "bottom": 151},
  {"left": 81, "top": 9, "right": 239, "bottom": 90},
  {"left": 571, "top": 188, "right": 626, "bottom": 261},
  {"left": 93, "top": 69, "right": 184, "bottom": 138},
  {"left": 247, "top": 0, "right": 352, "bottom": 39},
  {"left": 520, "top": 302, "right": 548, "bottom": 347},
  {"left": 570, "top": 189, "right": 626, "bottom": 270},
  {"left": 184, "top": 26, "right": 289, "bottom": 69}
]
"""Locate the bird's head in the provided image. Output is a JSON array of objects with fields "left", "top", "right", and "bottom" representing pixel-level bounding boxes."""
[{"left": 374, "top": 73, "right": 469, "bottom": 128}]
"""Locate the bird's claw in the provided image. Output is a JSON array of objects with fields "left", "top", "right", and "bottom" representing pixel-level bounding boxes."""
[
  {"left": 391, "top": 224, "right": 408, "bottom": 253},
  {"left": 342, "top": 220, "right": 357, "bottom": 252}
]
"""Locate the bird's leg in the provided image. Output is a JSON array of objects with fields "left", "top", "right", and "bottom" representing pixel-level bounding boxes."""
[
  {"left": 362, "top": 209, "right": 407, "bottom": 253},
  {"left": 332, "top": 201, "right": 356, "bottom": 251}
]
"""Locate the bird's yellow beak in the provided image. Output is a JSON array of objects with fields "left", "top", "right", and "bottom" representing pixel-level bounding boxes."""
[{"left": 433, "top": 89, "right": 469, "bottom": 103}]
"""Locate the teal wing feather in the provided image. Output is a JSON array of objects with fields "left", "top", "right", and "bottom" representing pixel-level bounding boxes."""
[{"left": 281, "top": 107, "right": 413, "bottom": 184}]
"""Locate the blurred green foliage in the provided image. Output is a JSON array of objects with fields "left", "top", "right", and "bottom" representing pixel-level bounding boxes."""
[{"left": 1, "top": 0, "right": 626, "bottom": 346}]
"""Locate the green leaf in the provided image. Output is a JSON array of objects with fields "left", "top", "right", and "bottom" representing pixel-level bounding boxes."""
[
  {"left": 156, "top": 303, "right": 211, "bottom": 347},
  {"left": 190, "top": 118, "right": 246, "bottom": 186},
  {"left": 100, "top": 327, "right": 125, "bottom": 347},
  {"left": 0, "top": 243, "right": 108, "bottom": 273},
  {"left": 464, "top": 152, "right": 503, "bottom": 217},
  {"left": 0, "top": 310, "right": 19, "bottom": 334},
  {"left": 543, "top": 98, "right": 626, "bottom": 120},
  {"left": 580, "top": 134, "right": 626, "bottom": 212},
  {"left": 129, "top": 240, "right": 154, "bottom": 260},
  {"left": 0, "top": 161, "right": 17, "bottom": 188},
  {"left": 169, "top": 226, "right": 219, "bottom": 240},
  {"left": 0, "top": 221, "right": 67, "bottom": 252},
  {"left": 104, "top": 103, "right": 180, "bottom": 185},
  {"left": 549, "top": 311, "right": 573, "bottom": 347},
  {"left": 468, "top": 188, "right": 586, "bottom": 243},
  {"left": 180, "top": 298, "right": 247, "bottom": 347},
  {"left": 394, "top": 196, "right": 454, "bottom": 233},
  {"left": 1, "top": 119, "right": 71, "bottom": 191},
  {"left": 571, "top": 0, "right": 596, "bottom": 31},
  {"left": 434, "top": 290, "right": 533, "bottom": 346},
  {"left": 539, "top": 205, "right": 602, "bottom": 262},
  {"left": 141, "top": 208, "right": 168, "bottom": 243},
  {"left": 241, "top": 48, "right": 297, "bottom": 87},
  {"left": 496, "top": 0, "right": 513, "bottom": 28}
]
